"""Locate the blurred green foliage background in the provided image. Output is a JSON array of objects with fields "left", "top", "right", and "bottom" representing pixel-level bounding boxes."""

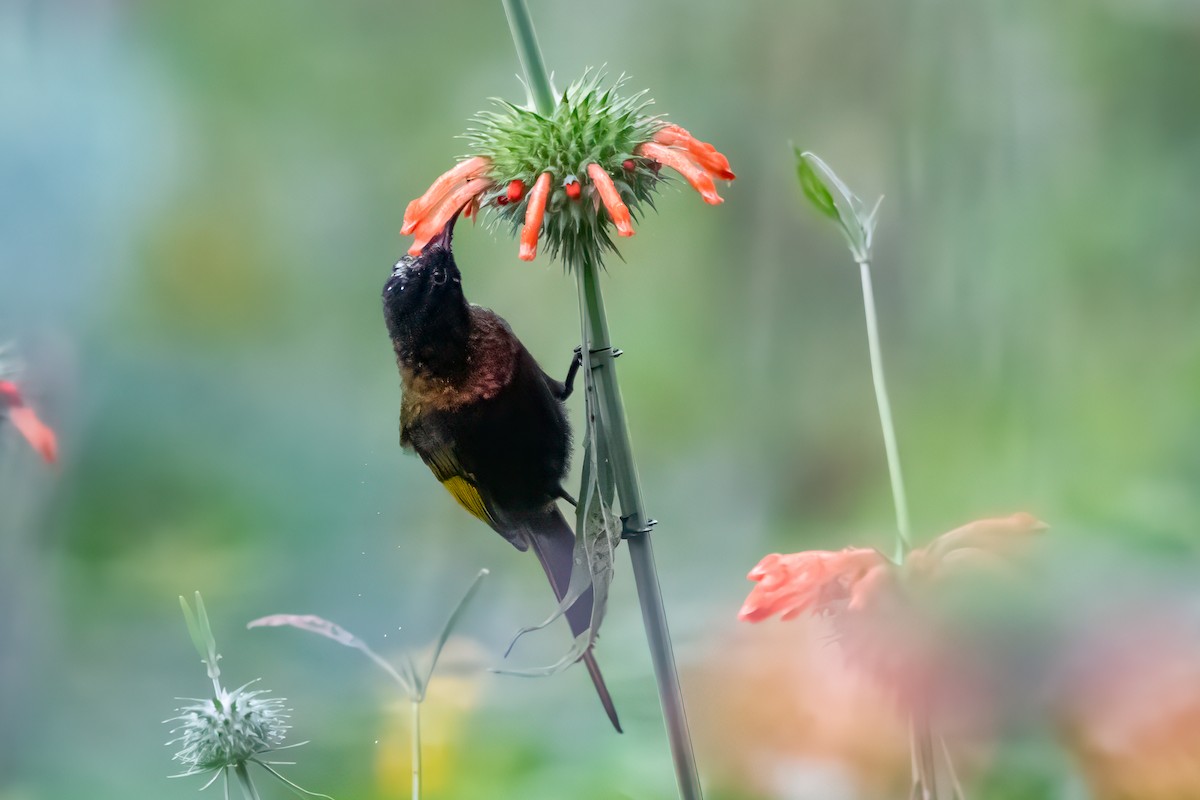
[{"left": 2, "top": 0, "right": 1199, "bottom": 798}]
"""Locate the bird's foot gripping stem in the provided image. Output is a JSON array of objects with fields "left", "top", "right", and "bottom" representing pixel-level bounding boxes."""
[
  {"left": 561, "top": 344, "right": 623, "bottom": 399},
  {"left": 586, "top": 345, "right": 623, "bottom": 366},
  {"left": 620, "top": 514, "right": 658, "bottom": 540}
]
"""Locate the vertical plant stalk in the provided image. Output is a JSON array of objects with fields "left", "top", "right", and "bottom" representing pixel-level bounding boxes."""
[
  {"left": 858, "top": 260, "right": 913, "bottom": 561},
  {"left": 234, "top": 764, "right": 263, "bottom": 800},
  {"left": 800, "top": 152, "right": 954, "bottom": 798},
  {"left": 859, "top": 247, "right": 939, "bottom": 800},
  {"left": 498, "top": 1, "right": 703, "bottom": 796},
  {"left": 860, "top": 255, "right": 937, "bottom": 799},
  {"left": 411, "top": 700, "right": 422, "bottom": 800},
  {"left": 500, "top": 0, "right": 555, "bottom": 115},
  {"left": 577, "top": 260, "right": 703, "bottom": 800}
]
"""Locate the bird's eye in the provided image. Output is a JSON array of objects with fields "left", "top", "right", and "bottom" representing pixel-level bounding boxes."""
[{"left": 431, "top": 268, "right": 447, "bottom": 286}]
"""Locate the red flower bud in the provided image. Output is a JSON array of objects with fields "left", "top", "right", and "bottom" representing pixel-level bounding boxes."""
[
  {"left": 507, "top": 179, "right": 525, "bottom": 202},
  {"left": 564, "top": 175, "right": 581, "bottom": 200}
]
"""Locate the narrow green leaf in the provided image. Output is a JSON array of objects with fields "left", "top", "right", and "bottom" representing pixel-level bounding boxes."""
[
  {"left": 194, "top": 593, "right": 215, "bottom": 649},
  {"left": 179, "top": 592, "right": 220, "bottom": 683},
  {"left": 179, "top": 595, "right": 206, "bottom": 661},
  {"left": 419, "top": 568, "right": 489, "bottom": 699},
  {"left": 252, "top": 761, "right": 335, "bottom": 800}
]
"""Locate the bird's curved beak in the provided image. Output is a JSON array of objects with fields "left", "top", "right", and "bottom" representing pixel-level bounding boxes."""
[{"left": 422, "top": 205, "right": 462, "bottom": 254}]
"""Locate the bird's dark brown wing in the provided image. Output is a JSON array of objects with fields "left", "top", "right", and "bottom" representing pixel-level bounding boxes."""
[{"left": 400, "top": 410, "right": 530, "bottom": 551}]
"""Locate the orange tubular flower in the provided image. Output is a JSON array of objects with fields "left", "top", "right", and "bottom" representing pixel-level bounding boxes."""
[
  {"left": 587, "top": 164, "right": 634, "bottom": 237},
  {"left": 519, "top": 172, "right": 552, "bottom": 261},
  {"left": 401, "top": 156, "right": 490, "bottom": 235},
  {"left": 407, "top": 176, "right": 494, "bottom": 255},
  {"left": 0, "top": 380, "right": 58, "bottom": 464},
  {"left": 653, "top": 124, "right": 736, "bottom": 181},
  {"left": 637, "top": 142, "right": 725, "bottom": 206}
]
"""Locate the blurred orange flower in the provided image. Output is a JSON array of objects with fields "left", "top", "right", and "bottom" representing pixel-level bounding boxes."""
[
  {"left": 0, "top": 379, "right": 58, "bottom": 464},
  {"left": 740, "top": 513, "right": 1047, "bottom": 709},
  {"left": 689, "top": 621, "right": 910, "bottom": 799},
  {"left": 738, "top": 546, "right": 883, "bottom": 622},
  {"left": 1057, "top": 614, "right": 1200, "bottom": 800}
]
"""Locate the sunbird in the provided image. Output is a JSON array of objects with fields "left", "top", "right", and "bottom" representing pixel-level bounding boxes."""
[{"left": 382, "top": 213, "right": 621, "bottom": 731}]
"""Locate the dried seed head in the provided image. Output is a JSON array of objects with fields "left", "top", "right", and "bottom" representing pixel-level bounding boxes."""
[{"left": 166, "top": 682, "right": 291, "bottom": 773}]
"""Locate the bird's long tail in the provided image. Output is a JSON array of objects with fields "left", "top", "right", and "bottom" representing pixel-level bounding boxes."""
[{"left": 524, "top": 506, "right": 622, "bottom": 732}]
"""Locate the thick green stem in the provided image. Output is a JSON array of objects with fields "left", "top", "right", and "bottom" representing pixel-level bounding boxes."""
[
  {"left": 859, "top": 260, "right": 912, "bottom": 561},
  {"left": 500, "top": 0, "right": 556, "bottom": 115},
  {"left": 577, "top": 260, "right": 704, "bottom": 800},
  {"left": 411, "top": 700, "right": 422, "bottom": 800}
]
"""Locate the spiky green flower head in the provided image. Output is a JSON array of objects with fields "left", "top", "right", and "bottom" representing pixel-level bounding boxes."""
[
  {"left": 167, "top": 682, "right": 291, "bottom": 774},
  {"left": 401, "top": 71, "right": 735, "bottom": 272},
  {"left": 469, "top": 72, "right": 661, "bottom": 268}
]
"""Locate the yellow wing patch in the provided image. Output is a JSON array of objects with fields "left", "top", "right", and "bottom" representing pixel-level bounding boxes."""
[{"left": 440, "top": 476, "right": 495, "bottom": 526}]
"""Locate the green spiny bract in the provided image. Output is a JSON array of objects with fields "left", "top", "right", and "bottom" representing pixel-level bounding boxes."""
[{"left": 466, "top": 72, "right": 666, "bottom": 270}]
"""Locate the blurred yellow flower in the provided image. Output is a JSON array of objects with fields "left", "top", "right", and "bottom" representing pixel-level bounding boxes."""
[{"left": 374, "top": 637, "right": 488, "bottom": 798}]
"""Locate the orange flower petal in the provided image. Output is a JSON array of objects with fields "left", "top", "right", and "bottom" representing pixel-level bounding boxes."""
[
  {"left": 407, "top": 178, "right": 492, "bottom": 255},
  {"left": 7, "top": 405, "right": 57, "bottom": 464},
  {"left": 654, "top": 124, "right": 736, "bottom": 181},
  {"left": 402, "top": 156, "right": 491, "bottom": 235},
  {"left": 587, "top": 164, "right": 634, "bottom": 237},
  {"left": 637, "top": 142, "right": 724, "bottom": 205},
  {"left": 739, "top": 548, "right": 883, "bottom": 622},
  {"left": 923, "top": 512, "right": 1047, "bottom": 565},
  {"left": 657, "top": 124, "right": 714, "bottom": 152},
  {"left": 519, "top": 172, "right": 552, "bottom": 262}
]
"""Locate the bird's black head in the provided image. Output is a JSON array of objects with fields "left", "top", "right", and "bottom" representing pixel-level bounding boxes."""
[{"left": 383, "top": 217, "right": 470, "bottom": 372}]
